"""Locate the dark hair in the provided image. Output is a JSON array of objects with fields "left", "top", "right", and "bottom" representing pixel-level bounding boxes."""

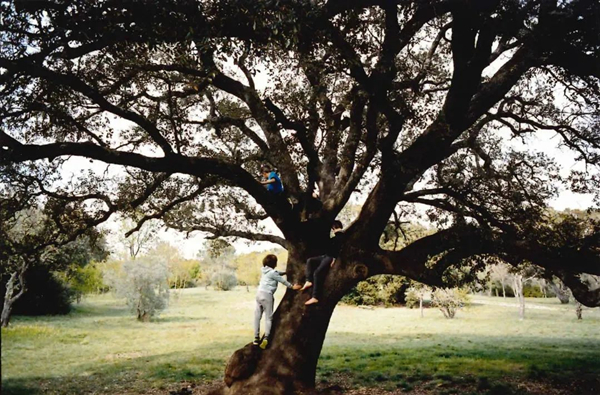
[
  {"left": 332, "top": 220, "right": 343, "bottom": 230},
  {"left": 262, "top": 254, "right": 278, "bottom": 268},
  {"left": 261, "top": 164, "right": 272, "bottom": 173}
]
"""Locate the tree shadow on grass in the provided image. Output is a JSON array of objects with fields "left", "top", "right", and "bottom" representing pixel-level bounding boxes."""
[
  {"left": 1, "top": 338, "right": 246, "bottom": 395},
  {"left": 318, "top": 332, "right": 600, "bottom": 393},
  {"left": 7, "top": 303, "right": 131, "bottom": 326},
  {"left": 3, "top": 333, "right": 600, "bottom": 394}
]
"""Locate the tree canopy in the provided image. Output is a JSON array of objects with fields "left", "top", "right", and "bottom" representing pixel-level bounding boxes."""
[
  {"left": 1, "top": 0, "right": 599, "bottom": 309},
  {"left": 3, "top": 1, "right": 600, "bottom": 392}
]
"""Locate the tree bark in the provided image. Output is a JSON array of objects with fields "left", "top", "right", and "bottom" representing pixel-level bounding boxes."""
[
  {"left": 1, "top": 265, "right": 28, "bottom": 328},
  {"left": 550, "top": 281, "right": 571, "bottom": 304},
  {"left": 1, "top": 275, "right": 17, "bottom": 328},
  {"left": 513, "top": 275, "right": 525, "bottom": 320},
  {"left": 215, "top": 242, "right": 364, "bottom": 395}
]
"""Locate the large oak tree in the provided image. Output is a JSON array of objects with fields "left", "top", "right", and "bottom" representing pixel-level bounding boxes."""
[{"left": 1, "top": 1, "right": 599, "bottom": 393}]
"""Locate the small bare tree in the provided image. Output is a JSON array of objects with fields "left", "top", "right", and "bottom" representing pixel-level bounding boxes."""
[
  {"left": 1, "top": 261, "right": 28, "bottom": 327},
  {"left": 431, "top": 288, "right": 470, "bottom": 319},
  {"left": 490, "top": 262, "right": 511, "bottom": 298},
  {"left": 406, "top": 283, "right": 431, "bottom": 318},
  {"left": 575, "top": 302, "right": 583, "bottom": 320},
  {"left": 117, "top": 217, "right": 159, "bottom": 260}
]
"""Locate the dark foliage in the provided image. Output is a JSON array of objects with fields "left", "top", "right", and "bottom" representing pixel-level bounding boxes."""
[{"left": 1, "top": 267, "right": 72, "bottom": 316}]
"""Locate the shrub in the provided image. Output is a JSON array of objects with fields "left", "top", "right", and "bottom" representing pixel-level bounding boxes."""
[
  {"left": 168, "top": 259, "right": 201, "bottom": 289},
  {"left": 431, "top": 288, "right": 470, "bottom": 319},
  {"left": 341, "top": 275, "right": 409, "bottom": 306},
  {"left": 104, "top": 258, "right": 169, "bottom": 321},
  {"left": 211, "top": 270, "right": 238, "bottom": 291},
  {"left": 405, "top": 286, "right": 432, "bottom": 309},
  {"left": 522, "top": 284, "right": 544, "bottom": 298},
  {"left": 67, "top": 262, "right": 107, "bottom": 302},
  {"left": 340, "top": 285, "right": 365, "bottom": 306},
  {"left": 1, "top": 267, "right": 73, "bottom": 316}
]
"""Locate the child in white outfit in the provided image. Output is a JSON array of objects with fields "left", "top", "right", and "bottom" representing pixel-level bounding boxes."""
[{"left": 254, "top": 254, "right": 301, "bottom": 349}]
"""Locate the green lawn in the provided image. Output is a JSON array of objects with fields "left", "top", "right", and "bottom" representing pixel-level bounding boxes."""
[{"left": 2, "top": 288, "right": 599, "bottom": 394}]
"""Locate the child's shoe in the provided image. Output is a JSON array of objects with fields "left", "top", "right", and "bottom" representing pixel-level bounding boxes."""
[
  {"left": 259, "top": 337, "right": 269, "bottom": 350},
  {"left": 252, "top": 337, "right": 261, "bottom": 346}
]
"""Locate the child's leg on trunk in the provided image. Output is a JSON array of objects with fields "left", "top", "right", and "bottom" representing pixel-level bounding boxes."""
[
  {"left": 312, "top": 256, "right": 334, "bottom": 299},
  {"left": 260, "top": 293, "right": 274, "bottom": 339},
  {"left": 254, "top": 295, "right": 265, "bottom": 339},
  {"left": 305, "top": 255, "right": 324, "bottom": 284}
]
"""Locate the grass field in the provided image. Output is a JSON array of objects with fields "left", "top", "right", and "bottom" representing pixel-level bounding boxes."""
[{"left": 2, "top": 287, "right": 600, "bottom": 394}]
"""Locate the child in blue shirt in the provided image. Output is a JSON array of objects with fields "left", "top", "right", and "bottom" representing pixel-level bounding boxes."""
[{"left": 260, "top": 165, "right": 283, "bottom": 194}]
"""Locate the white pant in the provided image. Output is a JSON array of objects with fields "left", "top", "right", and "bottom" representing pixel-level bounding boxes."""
[{"left": 254, "top": 291, "right": 274, "bottom": 339}]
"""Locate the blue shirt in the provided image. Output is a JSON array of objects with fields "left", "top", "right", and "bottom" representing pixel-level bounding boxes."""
[{"left": 266, "top": 171, "right": 283, "bottom": 194}]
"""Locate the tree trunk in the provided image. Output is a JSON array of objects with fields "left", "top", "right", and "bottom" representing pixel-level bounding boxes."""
[
  {"left": 215, "top": 242, "right": 364, "bottom": 395},
  {"left": 538, "top": 279, "right": 547, "bottom": 298},
  {"left": 419, "top": 295, "right": 424, "bottom": 318},
  {"left": 1, "top": 293, "right": 15, "bottom": 328},
  {"left": 501, "top": 279, "right": 506, "bottom": 298},
  {"left": 513, "top": 275, "right": 525, "bottom": 320},
  {"left": 575, "top": 302, "right": 583, "bottom": 320},
  {"left": 550, "top": 281, "right": 571, "bottom": 304},
  {"left": 1, "top": 266, "right": 28, "bottom": 328}
]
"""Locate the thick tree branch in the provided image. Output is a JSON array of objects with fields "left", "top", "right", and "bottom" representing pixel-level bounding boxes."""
[
  {"left": 0, "top": 59, "right": 175, "bottom": 155},
  {"left": 125, "top": 177, "right": 218, "bottom": 237},
  {"left": 173, "top": 224, "right": 289, "bottom": 249},
  {"left": 1, "top": 135, "right": 295, "bottom": 232},
  {"left": 370, "top": 225, "right": 488, "bottom": 286},
  {"left": 264, "top": 98, "right": 322, "bottom": 183},
  {"left": 368, "top": 224, "right": 600, "bottom": 306},
  {"left": 206, "top": 56, "right": 301, "bottom": 194}
]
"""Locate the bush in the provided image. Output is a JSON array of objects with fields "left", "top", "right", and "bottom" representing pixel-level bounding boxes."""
[
  {"left": 405, "top": 286, "right": 432, "bottom": 309},
  {"left": 522, "top": 284, "right": 544, "bottom": 298},
  {"left": 167, "top": 259, "right": 201, "bottom": 289},
  {"left": 211, "top": 270, "right": 238, "bottom": 291},
  {"left": 342, "top": 275, "right": 409, "bottom": 306},
  {"left": 431, "top": 288, "right": 470, "bottom": 319},
  {"left": 67, "top": 262, "right": 107, "bottom": 302},
  {"left": 1, "top": 267, "right": 73, "bottom": 316},
  {"left": 104, "top": 258, "right": 169, "bottom": 321},
  {"left": 341, "top": 285, "right": 365, "bottom": 306}
]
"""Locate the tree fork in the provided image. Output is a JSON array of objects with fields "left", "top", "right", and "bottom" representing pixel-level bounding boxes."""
[{"left": 216, "top": 245, "right": 368, "bottom": 394}]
